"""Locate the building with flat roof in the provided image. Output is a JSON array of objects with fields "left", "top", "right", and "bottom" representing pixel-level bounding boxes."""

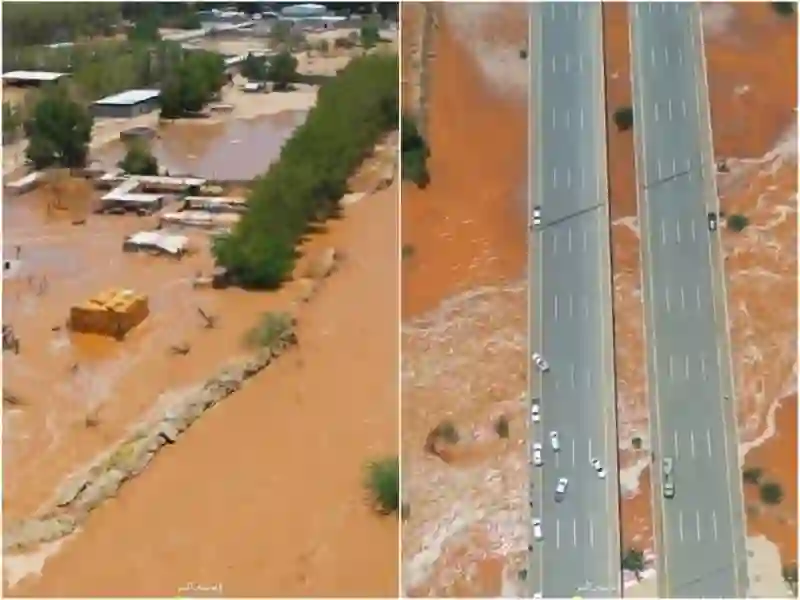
[
  {"left": 92, "top": 89, "right": 161, "bottom": 119},
  {"left": 2, "top": 70, "right": 68, "bottom": 86}
]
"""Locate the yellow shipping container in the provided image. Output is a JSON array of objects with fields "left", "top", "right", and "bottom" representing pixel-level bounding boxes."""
[{"left": 69, "top": 289, "right": 149, "bottom": 339}]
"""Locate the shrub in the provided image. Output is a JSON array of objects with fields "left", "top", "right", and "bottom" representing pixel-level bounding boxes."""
[
  {"left": 360, "top": 23, "right": 381, "bottom": 49},
  {"left": 631, "top": 436, "right": 642, "bottom": 450},
  {"left": 771, "top": 2, "right": 797, "bottom": 16},
  {"left": 266, "top": 51, "right": 299, "bottom": 91},
  {"left": 2, "top": 101, "right": 22, "bottom": 145},
  {"left": 494, "top": 415, "right": 510, "bottom": 439},
  {"left": 519, "top": 48, "right": 528, "bottom": 59},
  {"left": 401, "top": 114, "right": 430, "bottom": 187},
  {"left": 434, "top": 420, "right": 459, "bottom": 444},
  {"left": 613, "top": 106, "right": 634, "bottom": 132},
  {"left": 622, "top": 547, "right": 646, "bottom": 580},
  {"left": 243, "top": 312, "right": 294, "bottom": 349},
  {"left": 241, "top": 53, "right": 269, "bottom": 82},
  {"left": 213, "top": 53, "right": 398, "bottom": 288},
  {"left": 727, "top": 213, "right": 749, "bottom": 232},
  {"left": 402, "top": 243, "right": 415, "bottom": 260},
  {"left": 364, "top": 456, "right": 399, "bottom": 515},
  {"left": 118, "top": 140, "right": 158, "bottom": 175},
  {"left": 742, "top": 466, "right": 763, "bottom": 485},
  {"left": 334, "top": 36, "right": 356, "bottom": 49},
  {"left": 759, "top": 481, "right": 784, "bottom": 505}
]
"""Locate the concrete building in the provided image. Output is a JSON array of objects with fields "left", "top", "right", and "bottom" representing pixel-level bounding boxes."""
[{"left": 92, "top": 89, "right": 161, "bottom": 119}]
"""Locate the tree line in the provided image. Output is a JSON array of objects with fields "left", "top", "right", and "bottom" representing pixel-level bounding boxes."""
[{"left": 212, "top": 52, "right": 398, "bottom": 289}]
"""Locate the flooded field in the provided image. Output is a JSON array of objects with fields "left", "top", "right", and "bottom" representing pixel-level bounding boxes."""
[{"left": 95, "top": 111, "right": 308, "bottom": 181}]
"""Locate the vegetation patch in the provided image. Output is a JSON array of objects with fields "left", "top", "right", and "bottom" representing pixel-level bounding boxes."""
[
  {"left": 622, "top": 547, "right": 646, "bottom": 581},
  {"left": 727, "top": 213, "right": 749, "bottom": 232},
  {"left": 613, "top": 106, "right": 634, "bottom": 132},
  {"left": 771, "top": 2, "right": 797, "bottom": 16},
  {"left": 631, "top": 436, "right": 643, "bottom": 450},
  {"left": 759, "top": 481, "right": 784, "bottom": 505},
  {"left": 243, "top": 312, "right": 294, "bottom": 349},
  {"left": 363, "top": 456, "right": 399, "bottom": 515},
  {"left": 401, "top": 114, "right": 430, "bottom": 188},
  {"left": 213, "top": 53, "right": 398, "bottom": 289},
  {"left": 119, "top": 140, "right": 158, "bottom": 176},
  {"left": 494, "top": 415, "right": 510, "bottom": 439},
  {"left": 742, "top": 466, "right": 763, "bottom": 485}
]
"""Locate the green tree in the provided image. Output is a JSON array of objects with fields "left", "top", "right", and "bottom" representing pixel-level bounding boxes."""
[
  {"left": 614, "top": 106, "right": 634, "bottom": 132},
  {"left": 494, "top": 415, "right": 510, "bottom": 439},
  {"left": 363, "top": 457, "right": 399, "bottom": 515},
  {"left": 24, "top": 84, "right": 93, "bottom": 170},
  {"left": 127, "top": 14, "right": 161, "bottom": 43},
  {"left": 727, "top": 214, "right": 749, "bottom": 232},
  {"left": 241, "top": 53, "right": 268, "bottom": 81},
  {"left": 267, "top": 51, "right": 299, "bottom": 91},
  {"left": 158, "top": 50, "right": 225, "bottom": 118},
  {"left": 118, "top": 140, "right": 158, "bottom": 175},
  {"left": 742, "top": 466, "right": 763, "bottom": 485},
  {"left": 771, "top": 2, "right": 797, "bottom": 16},
  {"left": 401, "top": 114, "right": 430, "bottom": 188},
  {"left": 759, "top": 481, "right": 784, "bottom": 505},
  {"left": 621, "top": 547, "right": 646, "bottom": 581},
  {"left": 360, "top": 23, "right": 381, "bottom": 49}
]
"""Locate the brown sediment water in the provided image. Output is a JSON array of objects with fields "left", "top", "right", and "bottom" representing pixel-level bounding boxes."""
[
  {"left": 94, "top": 112, "right": 307, "bottom": 181},
  {"left": 401, "top": 4, "right": 529, "bottom": 596},
  {"left": 4, "top": 140, "right": 399, "bottom": 595}
]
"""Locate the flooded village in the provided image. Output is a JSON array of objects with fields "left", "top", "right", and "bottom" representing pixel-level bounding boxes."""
[{"left": 3, "top": 3, "right": 400, "bottom": 595}]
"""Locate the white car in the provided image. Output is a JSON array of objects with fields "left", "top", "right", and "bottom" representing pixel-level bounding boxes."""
[
  {"left": 532, "top": 518, "right": 543, "bottom": 541},
  {"left": 531, "top": 403, "right": 541, "bottom": 423},
  {"left": 532, "top": 206, "right": 542, "bottom": 227},
  {"left": 549, "top": 430, "right": 560, "bottom": 452},
  {"left": 532, "top": 352, "right": 550, "bottom": 372},
  {"left": 555, "top": 477, "right": 569, "bottom": 501},
  {"left": 591, "top": 457, "right": 607, "bottom": 479},
  {"left": 532, "top": 442, "right": 543, "bottom": 467}
]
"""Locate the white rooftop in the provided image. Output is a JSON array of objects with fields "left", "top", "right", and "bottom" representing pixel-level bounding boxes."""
[
  {"left": 2, "top": 70, "right": 67, "bottom": 82},
  {"left": 127, "top": 231, "right": 188, "bottom": 255},
  {"left": 94, "top": 89, "right": 161, "bottom": 106}
]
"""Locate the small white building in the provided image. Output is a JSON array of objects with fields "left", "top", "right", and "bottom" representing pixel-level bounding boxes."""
[
  {"left": 123, "top": 230, "right": 189, "bottom": 257},
  {"left": 92, "top": 89, "right": 161, "bottom": 119}
]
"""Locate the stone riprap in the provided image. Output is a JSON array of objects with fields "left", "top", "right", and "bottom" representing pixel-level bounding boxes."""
[{"left": 4, "top": 326, "right": 297, "bottom": 554}]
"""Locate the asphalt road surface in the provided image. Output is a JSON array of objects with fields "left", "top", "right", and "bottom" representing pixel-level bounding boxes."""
[
  {"left": 629, "top": 3, "right": 748, "bottom": 597},
  {"left": 528, "top": 3, "right": 621, "bottom": 597}
]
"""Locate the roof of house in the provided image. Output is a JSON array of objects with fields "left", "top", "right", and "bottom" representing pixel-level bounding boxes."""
[
  {"left": 2, "top": 70, "right": 67, "bottom": 82},
  {"left": 93, "top": 89, "right": 161, "bottom": 107}
]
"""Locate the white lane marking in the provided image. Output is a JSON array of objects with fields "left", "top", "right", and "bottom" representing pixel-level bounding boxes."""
[
  {"left": 700, "top": 353, "right": 707, "bottom": 378},
  {"left": 553, "top": 231, "right": 558, "bottom": 255},
  {"left": 578, "top": 54, "right": 584, "bottom": 73},
  {"left": 679, "top": 510, "right": 685, "bottom": 542},
  {"left": 681, "top": 98, "right": 688, "bottom": 117},
  {"left": 654, "top": 102, "right": 660, "bottom": 122},
  {"left": 691, "top": 219, "right": 697, "bottom": 241},
  {"left": 676, "top": 220, "right": 682, "bottom": 243},
  {"left": 583, "top": 296, "right": 589, "bottom": 319},
  {"left": 577, "top": 3, "right": 582, "bottom": 19},
  {"left": 657, "top": 159, "right": 663, "bottom": 180},
  {"left": 695, "top": 510, "right": 702, "bottom": 541},
  {"left": 568, "top": 227, "right": 573, "bottom": 253},
  {"left": 696, "top": 285, "right": 702, "bottom": 310},
  {"left": 552, "top": 54, "right": 557, "bottom": 73},
  {"left": 580, "top": 166, "right": 585, "bottom": 190},
  {"left": 678, "top": 47, "right": 683, "bottom": 66},
  {"left": 570, "top": 363, "right": 576, "bottom": 389},
  {"left": 582, "top": 228, "right": 588, "bottom": 251},
  {"left": 556, "top": 519, "right": 561, "bottom": 549},
  {"left": 650, "top": 46, "right": 656, "bottom": 67},
  {"left": 573, "top": 518, "right": 578, "bottom": 546},
  {"left": 555, "top": 448, "right": 560, "bottom": 466},
  {"left": 712, "top": 510, "right": 718, "bottom": 540},
  {"left": 663, "top": 45, "right": 669, "bottom": 65},
  {"left": 589, "top": 518, "right": 594, "bottom": 547},
  {"left": 668, "top": 354, "right": 674, "bottom": 379},
  {"left": 552, "top": 167, "right": 558, "bottom": 189},
  {"left": 580, "top": 107, "right": 584, "bottom": 129},
  {"left": 564, "top": 54, "right": 570, "bottom": 73},
  {"left": 565, "top": 109, "right": 571, "bottom": 129},
  {"left": 668, "top": 98, "right": 673, "bottom": 121},
  {"left": 551, "top": 3, "right": 556, "bottom": 19},
  {"left": 680, "top": 286, "right": 686, "bottom": 310},
  {"left": 586, "top": 369, "right": 592, "bottom": 389},
  {"left": 684, "top": 354, "right": 690, "bottom": 380},
  {"left": 690, "top": 430, "right": 696, "bottom": 458},
  {"left": 572, "top": 438, "right": 576, "bottom": 465},
  {"left": 552, "top": 107, "right": 557, "bottom": 129},
  {"left": 672, "top": 157, "right": 677, "bottom": 177},
  {"left": 665, "top": 287, "right": 671, "bottom": 313},
  {"left": 588, "top": 438, "right": 593, "bottom": 461},
  {"left": 566, "top": 167, "right": 572, "bottom": 189},
  {"left": 554, "top": 294, "right": 559, "bottom": 320},
  {"left": 707, "top": 428, "right": 713, "bottom": 457},
  {"left": 661, "top": 220, "right": 667, "bottom": 245},
  {"left": 568, "top": 294, "right": 573, "bottom": 318},
  {"left": 674, "top": 430, "right": 680, "bottom": 457}
]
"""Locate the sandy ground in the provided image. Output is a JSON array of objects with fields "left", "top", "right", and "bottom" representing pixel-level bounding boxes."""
[
  {"left": 401, "top": 4, "right": 530, "bottom": 596},
  {"left": 4, "top": 135, "right": 399, "bottom": 596}
]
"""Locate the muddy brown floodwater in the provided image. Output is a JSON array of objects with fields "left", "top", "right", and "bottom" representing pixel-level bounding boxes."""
[
  {"left": 4, "top": 133, "right": 399, "bottom": 596},
  {"left": 94, "top": 112, "right": 308, "bottom": 181},
  {"left": 401, "top": 4, "right": 530, "bottom": 597}
]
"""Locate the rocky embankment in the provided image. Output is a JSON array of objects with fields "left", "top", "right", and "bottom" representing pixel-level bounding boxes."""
[{"left": 4, "top": 324, "right": 298, "bottom": 555}]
